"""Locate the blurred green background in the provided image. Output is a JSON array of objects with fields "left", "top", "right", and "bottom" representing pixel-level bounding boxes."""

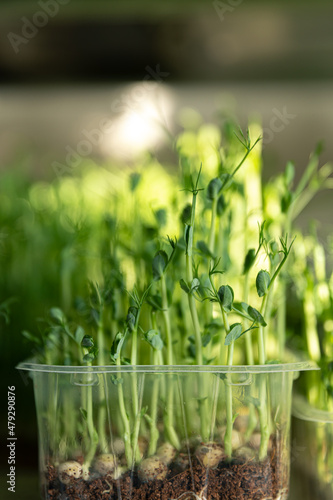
[{"left": 1, "top": 0, "right": 333, "bottom": 498}]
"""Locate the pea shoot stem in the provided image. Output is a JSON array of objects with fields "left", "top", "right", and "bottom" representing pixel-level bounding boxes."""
[
  {"left": 82, "top": 356, "right": 99, "bottom": 476},
  {"left": 97, "top": 317, "right": 108, "bottom": 452},
  {"left": 221, "top": 308, "right": 234, "bottom": 458},
  {"left": 208, "top": 197, "right": 218, "bottom": 254},
  {"left": 116, "top": 352, "right": 133, "bottom": 466}
]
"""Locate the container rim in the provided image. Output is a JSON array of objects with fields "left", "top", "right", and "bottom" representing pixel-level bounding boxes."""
[
  {"left": 16, "top": 359, "right": 319, "bottom": 375},
  {"left": 292, "top": 394, "right": 333, "bottom": 423}
]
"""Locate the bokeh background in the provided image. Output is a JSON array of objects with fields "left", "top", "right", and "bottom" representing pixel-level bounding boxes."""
[{"left": 1, "top": 0, "right": 333, "bottom": 498}]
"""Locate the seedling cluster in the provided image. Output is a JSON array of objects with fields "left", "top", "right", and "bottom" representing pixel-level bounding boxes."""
[{"left": 4, "top": 118, "right": 332, "bottom": 496}]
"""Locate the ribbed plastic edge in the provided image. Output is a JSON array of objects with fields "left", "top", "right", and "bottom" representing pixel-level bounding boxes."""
[{"left": 17, "top": 359, "right": 319, "bottom": 375}]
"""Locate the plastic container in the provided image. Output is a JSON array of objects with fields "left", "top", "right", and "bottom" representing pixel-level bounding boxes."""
[
  {"left": 17, "top": 361, "right": 318, "bottom": 500},
  {"left": 291, "top": 395, "right": 333, "bottom": 500}
]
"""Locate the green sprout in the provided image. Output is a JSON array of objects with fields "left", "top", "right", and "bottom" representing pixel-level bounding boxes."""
[{"left": 13, "top": 119, "right": 332, "bottom": 490}]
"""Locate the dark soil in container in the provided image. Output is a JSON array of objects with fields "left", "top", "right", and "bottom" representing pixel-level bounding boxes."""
[{"left": 45, "top": 445, "right": 287, "bottom": 500}]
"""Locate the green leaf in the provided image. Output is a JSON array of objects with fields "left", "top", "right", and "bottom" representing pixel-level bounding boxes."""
[
  {"left": 207, "top": 177, "right": 223, "bottom": 200},
  {"left": 256, "top": 270, "right": 271, "bottom": 297},
  {"left": 146, "top": 294, "right": 163, "bottom": 311},
  {"left": 224, "top": 323, "right": 242, "bottom": 345},
  {"left": 217, "top": 285, "right": 234, "bottom": 312},
  {"left": 190, "top": 278, "right": 200, "bottom": 293},
  {"left": 202, "top": 332, "right": 212, "bottom": 347},
  {"left": 155, "top": 209, "right": 167, "bottom": 227},
  {"left": 209, "top": 258, "right": 224, "bottom": 276},
  {"left": 49, "top": 307, "right": 65, "bottom": 325},
  {"left": 81, "top": 335, "right": 94, "bottom": 348},
  {"left": 140, "top": 406, "right": 148, "bottom": 418},
  {"left": 83, "top": 352, "right": 95, "bottom": 362},
  {"left": 22, "top": 330, "right": 41, "bottom": 345},
  {"left": 247, "top": 306, "right": 267, "bottom": 326},
  {"left": 281, "top": 192, "right": 293, "bottom": 213},
  {"left": 80, "top": 408, "right": 87, "bottom": 421},
  {"left": 111, "top": 375, "right": 123, "bottom": 386},
  {"left": 110, "top": 332, "right": 125, "bottom": 362},
  {"left": 181, "top": 204, "right": 192, "bottom": 224},
  {"left": 179, "top": 279, "right": 190, "bottom": 294},
  {"left": 197, "top": 240, "right": 214, "bottom": 258},
  {"left": 220, "top": 173, "right": 232, "bottom": 189},
  {"left": 126, "top": 306, "right": 138, "bottom": 332},
  {"left": 284, "top": 161, "right": 295, "bottom": 188},
  {"left": 152, "top": 250, "right": 169, "bottom": 281},
  {"left": 167, "top": 235, "right": 177, "bottom": 250},
  {"left": 184, "top": 225, "right": 193, "bottom": 255},
  {"left": 243, "top": 248, "right": 256, "bottom": 274},
  {"left": 75, "top": 326, "right": 85, "bottom": 345},
  {"left": 144, "top": 329, "right": 164, "bottom": 351},
  {"left": 216, "top": 194, "right": 226, "bottom": 216},
  {"left": 130, "top": 172, "right": 141, "bottom": 191}
]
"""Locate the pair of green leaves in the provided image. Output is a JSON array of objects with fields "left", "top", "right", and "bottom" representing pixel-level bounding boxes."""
[
  {"left": 152, "top": 238, "right": 177, "bottom": 281},
  {"left": 233, "top": 302, "right": 267, "bottom": 327},
  {"left": 126, "top": 306, "right": 138, "bottom": 332},
  {"left": 110, "top": 332, "right": 125, "bottom": 363},
  {"left": 49, "top": 307, "right": 92, "bottom": 354},
  {"left": 180, "top": 277, "right": 200, "bottom": 295},
  {"left": 207, "top": 178, "right": 227, "bottom": 216},
  {"left": 152, "top": 250, "right": 169, "bottom": 281},
  {"left": 215, "top": 287, "right": 267, "bottom": 345},
  {"left": 224, "top": 322, "right": 259, "bottom": 346},
  {"left": 81, "top": 334, "right": 98, "bottom": 362}
]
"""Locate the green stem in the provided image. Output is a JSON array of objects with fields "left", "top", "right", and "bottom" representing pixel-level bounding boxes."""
[
  {"left": 132, "top": 374, "right": 145, "bottom": 464},
  {"left": 209, "top": 375, "right": 220, "bottom": 441},
  {"left": 184, "top": 182, "right": 209, "bottom": 441},
  {"left": 148, "top": 349, "right": 160, "bottom": 456},
  {"left": 221, "top": 309, "right": 234, "bottom": 458},
  {"left": 206, "top": 197, "right": 218, "bottom": 358},
  {"left": 276, "top": 210, "right": 292, "bottom": 359},
  {"left": 130, "top": 329, "right": 141, "bottom": 462},
  {"left": 218, "top": 304, "right": 227, "bottom": 365},
  {"left": 243, "top": 273, "right": 254, "bottom": 365},
  {"left": 131, "top": 328, "right": 138, "bottom": 367},
  {"left": 258, "top": 295, "right": 268, "bottom": 365},
  {"left": 258, "top": 295, "right": 270, "bottom": 460},
  {"left": 186, "top": 189, "right": 203, "bottom": 365},
  {"left": 116, "top": 356, "right": 133, "bottom": 467},
  {"left": 97, "top": 320, "right": 108, "bottom": 452},
  {"left": 208, "top": 197, "right": 218, "bottom": 253},
  {"left": 258, "top": 378, "right": 270, "bottom": 460},
  {"left": 277, "top": 285, "right": 286, "bottom": 360},
  {"left": 161, "top": 274, "right": 173, "bottom": 365},
  {"left": 82, "top": 360, "right": 99, "bottom": 477},
  {"left": 160, "top": 276, "right": 180, "bottom": 449}
]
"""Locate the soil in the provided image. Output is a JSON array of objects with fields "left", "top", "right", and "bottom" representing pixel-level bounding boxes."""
[{"left": 45, "top": 446, "right": 287, "bottom": 500}]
